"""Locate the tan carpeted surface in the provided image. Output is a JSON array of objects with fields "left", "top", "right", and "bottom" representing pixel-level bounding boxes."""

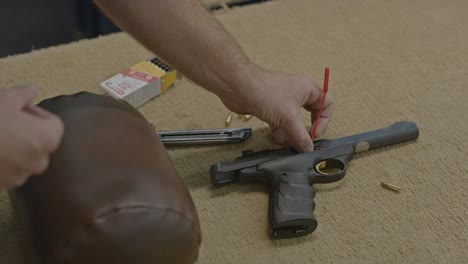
[{"left": 1, "top": 0, "right": 467, "bottom": 263}]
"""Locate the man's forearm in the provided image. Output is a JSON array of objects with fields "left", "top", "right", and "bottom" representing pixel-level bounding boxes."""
[{"left": 94, "top": 0, "right": 256, "bottom": 101}]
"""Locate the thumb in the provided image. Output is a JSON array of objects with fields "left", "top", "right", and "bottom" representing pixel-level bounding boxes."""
[
  {"left": 282, "top": 117, "right": 314, "bottom": 152},
  {"left": 6, "top": 85, "right": 37, "bottom": 108}
]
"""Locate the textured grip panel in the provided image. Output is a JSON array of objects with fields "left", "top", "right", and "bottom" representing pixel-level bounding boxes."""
[{"left": 269, "top": 172, "right": 317, "bottom": 238}]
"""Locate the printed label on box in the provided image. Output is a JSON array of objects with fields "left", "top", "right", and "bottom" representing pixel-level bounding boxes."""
[{"left": 100, "top": 73, "right": 160, "bottom": 98}]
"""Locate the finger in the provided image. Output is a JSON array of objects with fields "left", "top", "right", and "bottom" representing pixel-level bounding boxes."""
[
  {"left": 282, "top": 117, "right": 314, "bottom": 152},
  {"left": 314, "top": 118, "right": 331, "bottom": 137},
  {"left": 269, "top": 125, "right": 287, "bottom": 145},
  {"left": 24, "top": 105, "right": 56, "bottom": 119},
  {"left": 302, "top": 80, "right": 324, "bottom": 110},
  {"left": 5, "top": 132, "right": 51, "bottom": 175},
  {"left": 42, "top": 114, "right": 65, "bottom": 153},
  {"left": 3, "top": 84, "right": 37, "bottom": 109},
  {"left": 306, "top": 92, "right": 334, "bottom": 115},
  {"left": 27, "top": 154, "right": 50, "bottom": 175},
  {"left": 0, "top": 162, "right": 30, "bottom": 189},
  {"left": 301, "top": 80, "right": 333, "bottom": 127},
  {"left": 10, "top": 114, "right": 62, "bottom": 172},
  {"left": 27, "top": 113, "right": 64, "bottom": 154}
]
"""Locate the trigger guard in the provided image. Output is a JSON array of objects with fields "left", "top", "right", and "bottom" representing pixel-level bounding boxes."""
[{"left": 309, "top": 158, "right": 347, "bottom": 184}]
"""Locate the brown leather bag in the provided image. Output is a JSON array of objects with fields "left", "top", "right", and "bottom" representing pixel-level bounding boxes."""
[{"left": 9, "top": 92, "right": 201, "bottom": 264}]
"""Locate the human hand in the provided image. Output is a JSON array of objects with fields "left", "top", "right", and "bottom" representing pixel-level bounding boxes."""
[
  {"left": 0, "top": 85, "right": 64, "bottom": 190},
  {"left": 220, "top": 66, "right": 334, "bottom": 152}
]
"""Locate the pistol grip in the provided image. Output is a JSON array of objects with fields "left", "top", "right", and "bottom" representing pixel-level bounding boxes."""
[{"left": 268, "top": 171, "right": 317, "bottom": 238}]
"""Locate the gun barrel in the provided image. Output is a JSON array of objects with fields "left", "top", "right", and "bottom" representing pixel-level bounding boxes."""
[{"left": 328, "top": 121, "right": 419, "bottom": 153}]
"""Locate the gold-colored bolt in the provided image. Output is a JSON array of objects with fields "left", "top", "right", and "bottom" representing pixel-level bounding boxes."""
[
  {"left": 243, "top": 115, "right": 253, "bottom": 121},
  {"left": 381, "top": 182, "right": 401, "bottom": 192},
  {"left": 224, "top": 113, "right": 233, "bottom": 127}
]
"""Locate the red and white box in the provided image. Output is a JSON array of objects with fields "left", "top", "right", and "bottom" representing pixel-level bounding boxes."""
[
  {"left": 100, "top": 69, "right": 160, "bottom": 108},
  {"left": 99, "top": 58, "right": 177, "bottom": 108}
]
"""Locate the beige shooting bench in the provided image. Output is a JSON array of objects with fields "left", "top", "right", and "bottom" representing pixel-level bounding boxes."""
[{"left": 0, "top": 0, "right": 467, "bottom": 263}]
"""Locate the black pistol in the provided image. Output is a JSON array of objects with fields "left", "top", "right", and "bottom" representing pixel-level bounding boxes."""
[{"left": 210, "top": 121, "right": 419, "bottom": 239}]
